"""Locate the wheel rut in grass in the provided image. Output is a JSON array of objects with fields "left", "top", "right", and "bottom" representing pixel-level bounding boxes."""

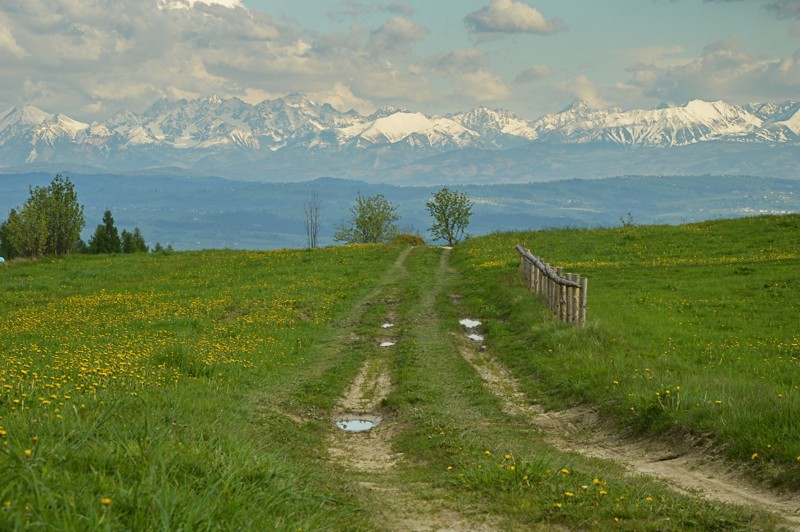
[
  {"left": 455, "top": 320, "right": 800, "bottom": 529},
  {"left": 328, "top": 247, "right": 497, "bottom": 531}
]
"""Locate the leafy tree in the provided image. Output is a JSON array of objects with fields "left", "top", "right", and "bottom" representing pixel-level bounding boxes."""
[
  {"left": 121, "top": 227, "right": 148, "bottom": 253},
  {"left": 1, "top": 175, "right": 84, "bottom": 257},
  {"left": 46, "top": 174, "right": 85, "bottom": 255},
  {"left": 152, "top": 242, "right": 174, "bottom": 254},
  {"left": 333, "top": 194, "right": 400, "bottom": 244},
  {"left": 88, "top": 210, "right": 122, "bottom": 254},
  {"left": 426, "top": 187, "right": 473, "bottom": 246},
  {"left": 0, "top": 214, "right": 21, "bottom": 259}
]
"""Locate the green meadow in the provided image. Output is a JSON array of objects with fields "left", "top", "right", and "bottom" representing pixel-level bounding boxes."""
[
  {"left": 0, "top": 215, "right": 798, "bottom": 529},
  {"left": 452, "top": 214, "right": 800, "bottom": 487}
]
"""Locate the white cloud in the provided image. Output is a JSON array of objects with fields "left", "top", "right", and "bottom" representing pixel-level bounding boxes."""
[
  {"left": 0, "top": 0, "right": 446, "bottom": 119},
  {"left": 555, "top": 75, "right": 608, "bottom": 108},
  {"left": 368, "top": 16, "right": 429, "bottom": 55},
  {"left": 515, "top": 64, "right": 553, "bottom": 83},
  {"left": 430, "top": 49, "right": 510, "bottom": 104},
  {"left": 157, "top": 0, "right": 244, "bottom": 9},
  {"left": 625, "top": 39, "right": 800, "bottom": 103},
  {"left": 464, "top": 0, "right": 566, "bottom": 35},
  {"left": 0, "top": 22, "right": 25, "bottom": 59},
  {"left": 308, "top": 83, "right": 375, "bottom": 114}
]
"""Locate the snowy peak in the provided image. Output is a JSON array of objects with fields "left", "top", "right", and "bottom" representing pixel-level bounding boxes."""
[
  {"left": 0, "top": 105, "right": 52, "bottom": 131},
  {"left": 0, "top": 95, "right": 799, "bottom": 172},
  {"left": 339, "top": 111, "right": 476, "bottom": 149},
  {"left": 451, "top": 107, "right": 538, "bottom": 141},
  {"left": 533, "top": 99, "right": 762, "bottom": 147}
]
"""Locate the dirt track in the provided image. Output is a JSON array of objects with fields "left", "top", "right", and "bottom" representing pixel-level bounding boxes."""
[{"left": 325, "top": 247, "right": 800, "bottom": 530}]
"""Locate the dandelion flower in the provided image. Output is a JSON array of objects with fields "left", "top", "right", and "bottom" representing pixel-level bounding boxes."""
[
  {"left": 599, "top": 490, "right": 607, "bottom": 496},
  {"left": 23, "top": 449, "right": 31, "bottom": 459},
  {"left": 100, "top": 497, "right": 112, "bottom": 507},
  {"left": 593, "top": 478, "right": 601, "bottom": 485},
  {"left": 504, "top": 453, "right": 511, "bottom": 460},
  {"left": 560, "top": 468, "right": 570, "bottom": 474},
  {"left": 645, "top": 497, "right": 653, "bottom": 502},
  {"left": 553, "top": 503, "right": 562, "bottom": 509},
  {"left": 484, "top": 450, "right": 491, "bottom": 456},
  {"left": 565, "top": 492, "right": 574, "bottom": 497}
]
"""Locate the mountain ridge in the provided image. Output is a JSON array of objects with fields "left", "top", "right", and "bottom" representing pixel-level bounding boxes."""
[{"left": 1, "top": 95, "right": 799, "bottom": 183}]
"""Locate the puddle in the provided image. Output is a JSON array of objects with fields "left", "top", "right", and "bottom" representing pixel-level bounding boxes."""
[
  {"left": 467, "top": 334, "right": 484, "bottom": 342},
  {"left": 335, "top": 415, "right": 382, "bottom": 432},
  {"left": 382, "top": 323, "right": 394, "bottom": 328},
  {"left": 459, "top": 318, "right": 481, "bottom": 328},
  {"left": 380, "top": 341, "right": 396, "bottom": 347}
]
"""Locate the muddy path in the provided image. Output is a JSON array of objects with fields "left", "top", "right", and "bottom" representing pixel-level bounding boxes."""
[
  {"left": 457, "top": 323, "right": 800, "bottom": 529},
  {"left": 326, "top": 247, "right": 501, "bottom": 531},
  {"left": 320, "top": 246, "right": 799, "bottom": 530}
]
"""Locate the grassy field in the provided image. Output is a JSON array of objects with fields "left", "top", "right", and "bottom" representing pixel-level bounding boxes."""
[
  {"left": 451, "top": 214, "right": 800, "bottom": 488},
  {"left": 0, "top": 215, "right": 797, "bottom": 529},
  {"left": 0, "top": 246, "right": 402, "bottom": 529}
]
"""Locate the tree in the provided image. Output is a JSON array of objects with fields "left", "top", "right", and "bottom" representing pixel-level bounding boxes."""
[
  {"left": 121, "top": 227, "right": 148, "bottom": 253},
  {"left": 304, "top": 191, "right": 321, "bottom": 249},
  {"left": 1, "top": 175, "right": 85, "bottom": 258},
  {"left": 88, "top": 210, "right": 122, "bottom": 254},
  {"left": 0, "top": 217, "right": 20, "bottom": 259},
  {"left": 426, "top": 187, "right": 473, "bottom": 246},
  {"left": 333, "top": 194, "right": 400, "bottom": 244},
  {"left": 46, "top": 174, "right": 85, "bottom": 256}
]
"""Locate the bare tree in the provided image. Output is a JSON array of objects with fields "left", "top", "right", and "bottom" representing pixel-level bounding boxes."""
[{"left": 304, "top": 190, "right": 321, "bottom": 249}]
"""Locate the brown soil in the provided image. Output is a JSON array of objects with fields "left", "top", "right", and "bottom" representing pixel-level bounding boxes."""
[
  {"left": 458, "top": 338, "right": 800, "bottom": 530},
  {"left": 325, "top": 248, "right": 503, "bottom": 531}
]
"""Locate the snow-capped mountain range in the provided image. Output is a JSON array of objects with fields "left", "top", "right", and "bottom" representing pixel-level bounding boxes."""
[{"left": 1, "top": 94, "right": 799, "bottom": 183}]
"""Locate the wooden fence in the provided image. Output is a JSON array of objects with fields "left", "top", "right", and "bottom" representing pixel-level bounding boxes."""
[{"left": 515, "top": 244, "right": 587, "bottom": 327}]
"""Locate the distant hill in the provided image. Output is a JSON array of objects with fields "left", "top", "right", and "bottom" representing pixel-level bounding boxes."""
[{"left": 1, "top": 173, "right": 797, "bottom": 250}]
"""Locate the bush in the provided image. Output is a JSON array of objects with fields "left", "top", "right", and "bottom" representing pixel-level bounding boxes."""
[{"left": 394, "top": 233, "right": 425, "bottom": 246}]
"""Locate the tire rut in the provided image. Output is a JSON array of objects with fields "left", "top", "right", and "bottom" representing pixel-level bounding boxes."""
[
  {"left": 455, "top": 323, "right": 800, "bottom": 530},
  {"left": 327, "top": 247, "right": 498, "bottom": 531}
]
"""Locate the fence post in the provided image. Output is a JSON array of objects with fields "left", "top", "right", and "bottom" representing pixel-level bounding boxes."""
[
  {"left": 579, "top": 276, "right": 588, "bottom": 327},
  {"left": 556, "top": 267, "right": 566, "bottom": 321},
  {"left": 516, "top": 245, "right": 587, "bottom": 327},
  {"left": 570, "top": 274, "right": 580, "bottom": 324}
]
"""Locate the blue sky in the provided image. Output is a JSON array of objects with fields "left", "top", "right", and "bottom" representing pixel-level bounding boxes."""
[{"left": 1, "top": 0, "right": 798, "bottom": 120}]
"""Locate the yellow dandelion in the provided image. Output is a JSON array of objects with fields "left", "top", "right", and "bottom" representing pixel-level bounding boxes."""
[
  {"left": 100, "top": 497, "right": 112, "bottom": 507},
  {"left": 560, "top": 468, "right": 570, "bottom": 474},
  {"left": 23, "top": 449, "right": 32, "bottom": 459},
  {"left": 645, "top": 497, "right": 653, "bottom": 502},
  {"left": 751, "top": 453, "right": 758, "bottom": 460},
  {"left": 553, "top": 503, "right": 562, "bottom": 509},
  {"left": 593, "top": 478, "right": 601, "bottom": 485},
  {"left": 564, "top": 492, "right": 574, "bottom": 497},
  {"left": 484, "top": 450, "right": 491, "bottom": 456},
  {"left": 504, "top": 453, "right": 511, "bottom": 460},
  {"left": 599, "top": 490, "right": 607, "bottom": 496},
  {"left": 447, "top": 465, "right": 453, "bottom": 471}
]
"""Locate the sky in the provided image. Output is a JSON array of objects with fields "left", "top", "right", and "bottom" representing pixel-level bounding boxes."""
[{"left": 1, "top": 0, "right": 799, "bottom": 122}]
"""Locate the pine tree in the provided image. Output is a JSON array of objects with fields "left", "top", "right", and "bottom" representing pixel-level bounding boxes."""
[{"left": 88, "top": 210, "right": 122, "bottom": 254}]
